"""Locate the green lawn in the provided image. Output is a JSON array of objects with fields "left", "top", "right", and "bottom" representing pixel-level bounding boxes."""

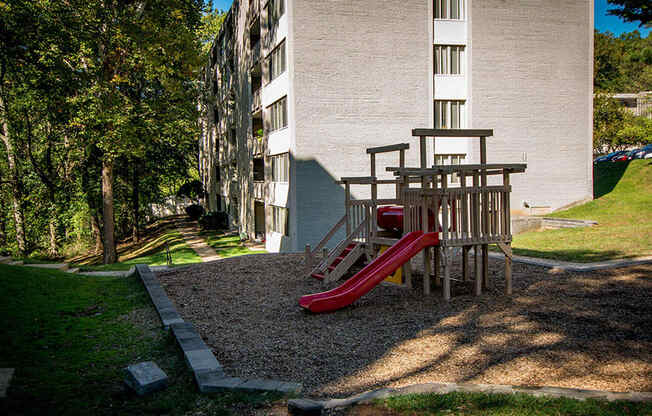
[
  {"left": 76, "top": 229, "right": 201, "bottom": 271},
  {"left": 510, "top": 160, "right": 652, "bottom": 262},
  {"left": 200, "top": 232, "right": 266, "bottom": 258},
  {"left": 364, "top": 391, "right": 651, "bottom": 416},
  {"left": 0, "top": 264, "right": 281, "bottom": 415}
]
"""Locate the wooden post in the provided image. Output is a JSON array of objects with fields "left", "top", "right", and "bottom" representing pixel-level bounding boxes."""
[
  {"left": 473, "top": 172, "right": 481, "bottom": 296},
  {"left": 305, "top": 244, "right": 312, "bottom": 275},
  {"left": 505, "top": 243, "right": 512, "bottom": 295},
  {"left": 345, "top": 181, "right": 351, "bottom": 236},
  {"left": 462, "top": 246, "right": 469, "bottom": 282},
  {"left": 480, "top": 136, "right": 489, "bottom": 289},
  {"left": 424, "top": 246, "right": 432, "bottom": 295},
  {"left": 442, "top": 247, "right": 451, "bottom": 301},
  {"left": 503, "top": 170, "right": 512, "bottom": 295},
  {"left": 420, "top": 136, "right": 427, "bottom": 168}
]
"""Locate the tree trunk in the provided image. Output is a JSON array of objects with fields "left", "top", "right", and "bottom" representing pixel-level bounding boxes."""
[
  {"left": 91, "top": 214, "right": 103, "bottom": 254},
  {"left": 0, "top": 95, "right": 26, "bottom": 255},
  {"left": 101, "top": 158, "right": 117, "bottom": 264},
  {"left": 48, "top": 217, "right": 58, "bottom": 258},
  {"left": 131, "top": 162, "right": 140, "bottom": 244},
  {"left": 47, "top": 190, "right": 58, "bottom": 258}
]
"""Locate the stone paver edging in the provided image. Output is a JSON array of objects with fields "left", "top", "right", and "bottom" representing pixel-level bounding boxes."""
[
  {"left": 487, "top": 251, "right": 652, "bottom": 272},
  {"left": 134, "top": 264, "right": 301, "bottom": 395},
  {"left": 288, "top": 382, "right": 652, "bottom": 414},
  {"left": 0, "top": 368, "right": 14, "bottom": 398}
]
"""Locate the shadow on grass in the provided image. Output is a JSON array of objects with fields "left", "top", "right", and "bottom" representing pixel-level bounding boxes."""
[
  {"left": 593, "top": 162, "right": 628, "bottom": 199},
  {"left": 509, "top": 247, "right": 631, "bottom": 263}
]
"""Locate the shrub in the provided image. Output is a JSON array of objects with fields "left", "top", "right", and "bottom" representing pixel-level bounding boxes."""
[
  {"left": 185, "top": 204, "right": 205, "bottom": 221},
  {"left": 199, "top": 211, "right": 228, "bottom": 230}
]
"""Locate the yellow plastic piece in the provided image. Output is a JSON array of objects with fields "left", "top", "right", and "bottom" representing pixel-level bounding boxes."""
[{"left": 379, "top": 245, "right": 402, "bottom": 284}]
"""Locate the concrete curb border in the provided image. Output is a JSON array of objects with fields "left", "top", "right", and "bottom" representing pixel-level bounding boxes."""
[
  {"left": 133, "top": 264, "right": 302, "bottom": 395},
  {"left": 288, "top": 382, "right": 652, "bottom": 414},
  {"left": 488, "top": 252, "right": 652, "bottom": 272}
]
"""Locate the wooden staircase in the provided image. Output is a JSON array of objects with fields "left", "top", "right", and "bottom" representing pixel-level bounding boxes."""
[{"left": 310, "top": 242, "right": 364, "bottom": 283}]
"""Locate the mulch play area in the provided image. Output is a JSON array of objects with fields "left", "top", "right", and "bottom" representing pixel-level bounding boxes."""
[{"left": 157, "top": 254, "right": 652, "bottom": 397}]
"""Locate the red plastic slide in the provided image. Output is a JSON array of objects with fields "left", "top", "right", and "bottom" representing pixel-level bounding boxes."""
[{"left": 299, "top": 231, "right": 440, "bottom": 313}]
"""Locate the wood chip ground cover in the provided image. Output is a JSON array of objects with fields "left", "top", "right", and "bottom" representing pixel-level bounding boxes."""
[{"left": 157, "top": 254, "right": 652, "bottom": 398}]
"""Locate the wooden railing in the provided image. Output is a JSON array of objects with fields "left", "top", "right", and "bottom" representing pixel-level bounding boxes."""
[
  {"left": 305, "top": 214, "right": 369, "bottom": 277},
  {"left": 402, "top": 184, "right": 512, "bottom": 247}
]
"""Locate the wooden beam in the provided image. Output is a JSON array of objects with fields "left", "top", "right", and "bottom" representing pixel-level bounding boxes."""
[
  {"left": 412, "top": 128, "right": 494, "bottom": 138},
  {"left": 366, "top": 143, "right": 410, "bottom": 154},
  {"left": 337, "top": 176, "right": 377, "bottom": 184},
  {"left": 388, "top": 164, "right": 527, "bottom": 174}
]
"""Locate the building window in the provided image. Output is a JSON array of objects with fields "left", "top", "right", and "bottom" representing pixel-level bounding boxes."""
[
  {"left": 267, "top": 0, "right": 285, "bottom": 27},
  {"left": 434, "top": 154, "right": 466, "bottom": 183},
  {"left": 253, "top": 158, "right": 264, "bottom": 181},
  {"left": 435, "top": 100, "right": 465, "bottom": 129},
  {"left": 434, "top": 45, "right": 464, "bottom": 75},
  {"left": 268, "top": 96, "right": 287, "bottom": 132},
  {"left": 271, "top": 152, "right": 289, "bottom": 182},
  {"left": 434, "top": 0, "right": 464, "bottom": 20},
  {"left": 271, "top": 205, "right": 288, "bottom": 236},
  {"left": 267, "top": 40, "right": 286, "bottom": 82}
]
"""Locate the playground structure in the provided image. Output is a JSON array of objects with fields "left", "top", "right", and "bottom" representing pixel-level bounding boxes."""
[{"left": 301, "top": 129, "right": 526, "bottom": 313}]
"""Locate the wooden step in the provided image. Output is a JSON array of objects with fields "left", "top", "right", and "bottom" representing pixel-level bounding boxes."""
[{"left": 311, "top": 273, "right": 325, "bottom": 280}]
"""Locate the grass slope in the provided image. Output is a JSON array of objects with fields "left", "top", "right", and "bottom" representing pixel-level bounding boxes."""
[
  {"left": 72, "top": 217, "right": 201, "bottom": 271},
  {"left": 0, "top": 264, "right": 279, "bottom": 415},
  {"left": 201, "top": 232, "right": 266, "bottom": 258},
  {"left": 511, "top": 160, "right": 652, "bottom": 262},
  {"left": 361, "top": 391, "right": 652, "bottom": 416}
]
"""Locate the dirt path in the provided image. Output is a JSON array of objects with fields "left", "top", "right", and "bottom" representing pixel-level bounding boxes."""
[{"left": 175, "top": 219, "right": 221, "bottom": 262}]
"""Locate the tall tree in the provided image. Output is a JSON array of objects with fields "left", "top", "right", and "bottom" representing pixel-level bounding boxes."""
[
  {"left": 607, "top": 0, "right": 651, "bottom": 27},
  {"left": 71, "top": 0, "right": 203, "bottom": 263}
]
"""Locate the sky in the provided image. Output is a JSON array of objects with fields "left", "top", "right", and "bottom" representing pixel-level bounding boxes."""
[{"left": 211, "top": 0, "right": 650, "bottom": 37}]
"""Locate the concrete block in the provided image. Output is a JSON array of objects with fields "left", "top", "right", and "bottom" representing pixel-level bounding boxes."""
[
  {"left": 184, "top": 349, "right": 222, "bottom": 373},
  {"left": 0, "top": 368, "right": 14, "bottom": 398},
  {"left": 288, "top": 398, "right": 324, "bottom": 416},
  {"left": 196, "top": 374, "right": 244, "bottom": 393},
  {"left": 124, "top": 362, "right": 168, "bottom": 396},
  {"left": 170, "top": 322, "right": 197, "bottom": 340},
  {"left": 238, "top": 378, "right": 283, "bottom": 392},
  {"left": 276, "top": 381, "right": 304, "bottom": 394},
  {"left": 177, "top": 336, "right": 209, "bottom": 353}
]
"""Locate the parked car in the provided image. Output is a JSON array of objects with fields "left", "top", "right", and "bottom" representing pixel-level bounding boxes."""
[
  {"left": 632, "top": 144, "right": 652, "bottom": 160},
  {"left": 612, "top": 152, "right": 631, "bottom": 162},
  {"left": 594, "top": 150, "right": 628, "bottom": 164}
]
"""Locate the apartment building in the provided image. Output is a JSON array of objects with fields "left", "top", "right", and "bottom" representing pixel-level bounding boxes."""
[{"left": 198, "top": 0, "right": 594, "bottom": 252}]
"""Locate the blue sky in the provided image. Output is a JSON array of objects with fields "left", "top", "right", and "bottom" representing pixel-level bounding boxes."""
[
  {"left": 211, "top": 0, "right": 650, "bottom": 37},
  {"left": 595, "top": 0, "right": 649, "bottom": 36}
]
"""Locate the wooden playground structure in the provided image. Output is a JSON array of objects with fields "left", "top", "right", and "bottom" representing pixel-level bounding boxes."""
[{"left": 304, "top": 129, "right": 526, "bottom": 301}]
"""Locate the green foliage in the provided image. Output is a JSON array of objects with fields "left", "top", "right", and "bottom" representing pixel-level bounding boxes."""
[
  {"left": 593, "top": 93, "right": 651, "bottom": 153},
  {"left": 198, "top": 2, "right": 227, "bottom": 59},
  {"left": 511, "top": 160, "right": 652, "bottom": 262},
  {"left": 594, "top": 30, "right": 652, "bottom": 92},
  {"left": 379, "top": 391, "right": 652, "bottom": 415},
  {"left": 0, "top": 0, "right": 213, "bottom": 260},
  {"left": 606, "top": 0, "right": 652, "bottom": 26},
  {"left": 176, "top": 179, "right": 206, "bottom": 200}
]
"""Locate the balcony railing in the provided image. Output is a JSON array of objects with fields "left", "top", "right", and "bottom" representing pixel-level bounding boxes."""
[
  {"left": 251, "top": 134, "right": 265, "bottom": 155},
  {"left": 252, "top": 40, "right": 261, "bottom": 64},
  {"left": 251, "top": 88, "right": 262, "bottom": 113},
  {"left": 253, "top": 181, "right": 265, "bottom": 200}
]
